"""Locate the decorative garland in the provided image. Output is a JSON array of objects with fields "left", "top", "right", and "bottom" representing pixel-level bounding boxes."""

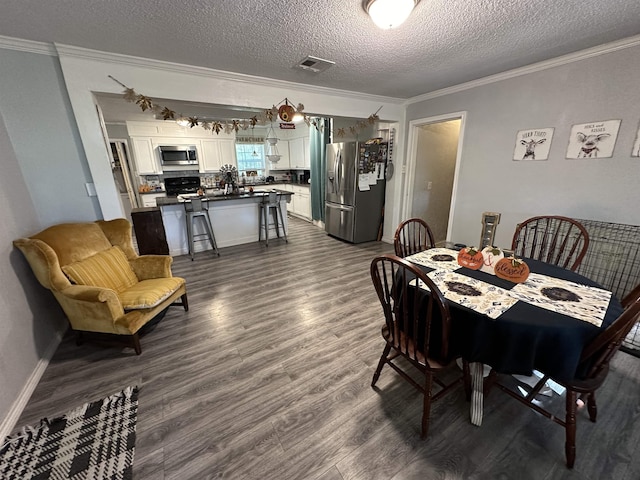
[{"left": 108, "top": 76, "right": 381, "bottom": 138}]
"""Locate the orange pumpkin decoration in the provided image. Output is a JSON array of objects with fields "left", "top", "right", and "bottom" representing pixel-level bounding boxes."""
[
  {"left": 457, "top": 247, "right": 484, "bottom": 270},
  {"left": 278, "top": 104, "right": 295, "bottom": 122},
  {"left": 494, "top": 257, "right": 530, "bottom": 283}
]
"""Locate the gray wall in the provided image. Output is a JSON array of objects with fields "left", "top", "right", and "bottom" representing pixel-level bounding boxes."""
[
  {"left": 0, "top": 49, "right": 100, "bottom": 427},
  {"left": 406, "top": 45, "right": 640, "bottom": 248}
]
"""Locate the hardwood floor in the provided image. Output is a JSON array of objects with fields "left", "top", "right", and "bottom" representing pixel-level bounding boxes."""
[{"left": 14, "top": 217, "right": 640, "bottom": 479}]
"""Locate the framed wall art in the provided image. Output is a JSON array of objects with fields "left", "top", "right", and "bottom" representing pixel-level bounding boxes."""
[
  {"left": 513, "top": 128, "right": 554, "bottom": 161},
  {"left": 632, "top": 121, "right": 640, "bottom": 157},
  {"left": 566, "top": 119, "right": 621, "bottom": 159}
]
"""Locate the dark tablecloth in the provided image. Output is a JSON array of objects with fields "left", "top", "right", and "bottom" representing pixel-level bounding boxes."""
[{"left": 412, "top": 258, "right": 623, "bottom": 381}]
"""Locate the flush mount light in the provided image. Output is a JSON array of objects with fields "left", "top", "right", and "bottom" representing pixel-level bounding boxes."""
[{"left": 364, "top": 0, "right": 419, "bottom": 29}]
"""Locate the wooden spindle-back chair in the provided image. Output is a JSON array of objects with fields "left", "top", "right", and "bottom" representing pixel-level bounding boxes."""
[{"left": 393, "top": 218, "right": 436, "bottom": 258}]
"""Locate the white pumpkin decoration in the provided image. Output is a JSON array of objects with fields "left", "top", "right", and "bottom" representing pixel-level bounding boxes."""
[{"left": 480, "top": 246, "right": 504, "bottom": 275}]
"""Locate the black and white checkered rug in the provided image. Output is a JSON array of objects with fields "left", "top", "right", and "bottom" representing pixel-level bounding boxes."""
[{"left": 1, "top": 386, "right": 138, "bottom": 480}]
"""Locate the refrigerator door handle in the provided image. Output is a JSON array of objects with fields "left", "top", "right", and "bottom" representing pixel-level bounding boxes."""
[{"left": 336, "top": 150, "right": 342, "bottom": 193}]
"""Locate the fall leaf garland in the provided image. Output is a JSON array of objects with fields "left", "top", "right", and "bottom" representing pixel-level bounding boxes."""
[{"left": 108, "top": 75, "right": 382, "bottom": 138}]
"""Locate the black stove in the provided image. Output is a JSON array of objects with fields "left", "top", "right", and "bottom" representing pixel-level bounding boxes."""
[{"left": 164, "top": 176, "right": 201, "bottom": 196}]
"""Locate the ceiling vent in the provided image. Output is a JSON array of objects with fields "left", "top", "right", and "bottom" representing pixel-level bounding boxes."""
[{"left": 294, "top": 56, "right": 335, "bottom": 73}]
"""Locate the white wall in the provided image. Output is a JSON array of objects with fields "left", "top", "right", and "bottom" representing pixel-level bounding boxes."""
[{"left": 405, "top": 43, "right": 640, "bottom": 249}]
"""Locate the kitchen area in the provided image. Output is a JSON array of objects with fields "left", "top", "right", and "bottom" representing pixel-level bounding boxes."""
[
  {"left": 105, "top": 116, "right": 313, "bottom": 255},
  {"left": 100, "top": 94, "right": 389, "bottom": 257}
]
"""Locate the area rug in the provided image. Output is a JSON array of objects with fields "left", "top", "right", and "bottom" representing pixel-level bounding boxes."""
[{"left": 0, "top": 386, "right": 138, "bottom": 480}]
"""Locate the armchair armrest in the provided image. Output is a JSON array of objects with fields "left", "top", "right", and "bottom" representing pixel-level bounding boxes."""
[
  {"left": 130, "top": 255, "right": 173, "bottom": 280},
  {"left": 56, "top": 285, "right": 126, "bottom": 334}
]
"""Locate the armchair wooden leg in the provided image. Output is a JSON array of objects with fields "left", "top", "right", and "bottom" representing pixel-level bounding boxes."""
[
  {"left": 76, "top": 331, "right": 84, "bottom": 346},
  {"left": 371, "top": 344, "right": 391, "bottom": 387},
  {"left": 132, "top": 334, "right": 142, "bottom": 355},
  {"left": 565, "top": 390, "right": 577, "bottom": 468},
  {"left": 181, "top": 293, "right": 189, "bottom": 311}
]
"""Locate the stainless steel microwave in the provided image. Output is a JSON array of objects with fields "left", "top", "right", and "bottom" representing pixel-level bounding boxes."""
[{"left": 159, "top": 145, "right": 198, "bottom": 166}]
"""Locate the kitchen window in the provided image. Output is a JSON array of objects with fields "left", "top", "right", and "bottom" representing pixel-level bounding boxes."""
[{"left": 235, "top": 137, "right": 266, "bottom": 178}]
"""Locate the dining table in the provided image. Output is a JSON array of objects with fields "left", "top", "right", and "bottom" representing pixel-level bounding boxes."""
[{"left": 404, "top": 247, "right": 624, "bottom": 426}]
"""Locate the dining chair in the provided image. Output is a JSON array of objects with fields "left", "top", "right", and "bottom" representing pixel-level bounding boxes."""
[
  {"left": 511, "top": 215, "right": 589, "bottom": 271},
  {"left": 370, "top": 254, "right": 469, "bottom": 439},
  {"left": 492, "top": 283, "right": 640, "bottom": 468},
  {"left": 393, "top": 218, "right": 436, "bottom": 257}
]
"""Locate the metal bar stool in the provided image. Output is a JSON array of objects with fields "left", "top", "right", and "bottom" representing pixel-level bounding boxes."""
[
  {"left": 184, "top": 198, "right": 219, "bottom": 260},
  {"left": 258, "top": 191, "right": 287, "bottom": 247}
]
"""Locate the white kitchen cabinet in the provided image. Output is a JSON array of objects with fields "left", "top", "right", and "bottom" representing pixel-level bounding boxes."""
[
  {"left": 291, "top": 185, "right": 311, "bottom": 220},
  {"left": 140, "top": 192, "right": 167, "bottom": 207},
  {"left": 289, "top": 137, "right": 305, "bottom": 169},
  {"left": 131, "top": 137, "right": 161, "bottom": 174},
  {"left": 199, "top": 138, "right": 237, "bottom": 172}
]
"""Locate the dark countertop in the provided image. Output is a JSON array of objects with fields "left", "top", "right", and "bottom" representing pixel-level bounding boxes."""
[{"left": 156, "top": 189, "right": 293, "bottom": 207}]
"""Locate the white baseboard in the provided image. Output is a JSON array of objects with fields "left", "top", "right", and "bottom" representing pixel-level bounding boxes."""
[{"left": 0, "top": 331, "right": 64, "bottom": 439}]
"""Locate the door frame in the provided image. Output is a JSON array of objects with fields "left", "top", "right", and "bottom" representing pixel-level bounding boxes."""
[{"left": 403, "top": 111, "right": 467, "bottom": 242}]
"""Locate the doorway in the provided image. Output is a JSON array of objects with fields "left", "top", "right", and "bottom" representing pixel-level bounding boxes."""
[{"left": 404, "top": 113, "right": 465, "bottom": 244}]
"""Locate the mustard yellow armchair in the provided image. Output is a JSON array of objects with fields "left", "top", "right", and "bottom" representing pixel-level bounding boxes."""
[{"left": 13, "top": 218, "right": 187, "bottom": 354}]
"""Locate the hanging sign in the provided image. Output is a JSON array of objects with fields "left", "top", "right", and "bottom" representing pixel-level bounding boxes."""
[{"left": 279, "top": 123, "right": 296, "bottom": 129}]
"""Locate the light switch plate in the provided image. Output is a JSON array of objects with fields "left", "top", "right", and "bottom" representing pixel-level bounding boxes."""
[{"left": 85, "top": 183, "right": 97, "bottom": 197}]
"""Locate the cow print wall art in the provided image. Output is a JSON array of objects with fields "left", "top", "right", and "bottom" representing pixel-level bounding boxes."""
[{"left": 566, "top": 119, "right": 621, "bottom": 159}]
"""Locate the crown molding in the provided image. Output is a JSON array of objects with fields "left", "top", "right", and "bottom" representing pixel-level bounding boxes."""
[
  {"left": 0, "top": 35, "right": 57, "bottom": 56},
  {"left": 54, "top": 43, "right": 405, "bottom": 105},
  {"left": 406, "top": 34, "right": 640, "bottom": 105}
]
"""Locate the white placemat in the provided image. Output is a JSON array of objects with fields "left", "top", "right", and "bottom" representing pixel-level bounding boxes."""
[
  {"left": 508, "top": 273, "right": 611, "bottom": 327},
  {"left": 406, "top": 248, "right": 461, "bottom": 272},
  {"left": 411, "top": 270, "right": 517, "bottom": 319}
]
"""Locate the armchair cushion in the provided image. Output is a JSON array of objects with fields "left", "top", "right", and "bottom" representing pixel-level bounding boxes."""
[
  {"left": 62, "top": 246, "right": 138, "bottom": 293},
  {"left": 119, "top": 277, "right": 185, "bottom": 310}
]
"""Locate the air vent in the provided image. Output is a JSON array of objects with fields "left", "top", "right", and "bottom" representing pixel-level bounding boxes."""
[{"left": 294, "top": 56, "right": 335, "bottom": 73}]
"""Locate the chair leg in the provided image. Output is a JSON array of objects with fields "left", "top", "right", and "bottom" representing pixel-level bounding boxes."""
[
  {"left": 263, "top": 204, "right": 269, "bottom": 246},
  {"left": 586, "top": 392, "right": 597, "bottom": 422},
  {"left": 565, "top": 389, "right": 577, "bottom": 468},
  {"left": 372, "top": 344, "right": 391, "bottom": 387},
  {"left": 421, "top": 370, "right": 433, "bottom": 439},
  {"left": 76, "top": 331, "right": 84, "bottom": 346},
  {"left": 462, "top": 359, "right": 472, "bottom": 401},
  {"left": 258, "top": 204, "right": 263, "bottom": 242},
  {"left": 186, "top": 214, "right": 195, "bottom": 261},
  {"left": 277, "top": 203, "right": 288, "bottom": 243},
  {"left": 203, "top": 213, "right": 219, "bottom": 256},
  {"left": 181, "top": 293, "right": 189, "bottom": 311},
  {"left": 271, "top": 207, "right": 280, "bottom": 238}
]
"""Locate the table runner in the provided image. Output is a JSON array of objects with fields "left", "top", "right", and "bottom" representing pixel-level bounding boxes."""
[
  {"left": 413, "top": 270, "right": 517, "bottom": 319},
  {"left": 405, "top": 248, "right": 461, "bottom": 272},
  {"left": 509, "top": 273, "right": 611, "bottom": 327}
]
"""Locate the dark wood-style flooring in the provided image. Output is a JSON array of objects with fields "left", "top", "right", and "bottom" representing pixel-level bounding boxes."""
[{"left": 15, "top": 217, "right": 640, "bottom": 479}]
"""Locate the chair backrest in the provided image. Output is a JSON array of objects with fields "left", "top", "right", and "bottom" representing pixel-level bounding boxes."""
[
  {"left": 393, "top": 218, "right": 436, "bottom": 257},
  {"left": 370, "top": 254, "right": 452, "bottom": 364},
  {"left": 262, "top": 190, "right": 280, "bottom": 207},
  {"left": 578, "top": 284, "right": 640, "bottom": 380},
  {"left": 511, "top": 215, "right": 589, "bottom": 271}
]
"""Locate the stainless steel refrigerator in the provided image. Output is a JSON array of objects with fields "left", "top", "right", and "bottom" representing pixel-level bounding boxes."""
[{"left": 325, "top": 141, "right": 387, "bottom": 243}]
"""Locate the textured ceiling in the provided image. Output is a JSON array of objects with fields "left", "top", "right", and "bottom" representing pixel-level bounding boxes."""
[{"left": 1, "top": 0, "right": 640, "bottom": 99}]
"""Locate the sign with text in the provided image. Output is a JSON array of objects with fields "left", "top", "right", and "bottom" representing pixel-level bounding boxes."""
[
  {"left": 513, "top": 128, "right": 554, "bottom": 161},
  {"left": 566, "top": 119, "right": 621, "bottom": 159}
]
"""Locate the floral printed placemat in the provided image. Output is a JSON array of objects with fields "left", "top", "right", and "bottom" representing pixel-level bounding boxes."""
[
  {"left": 411, "top": 270, "right": 518, "bottom": 319},
  {"left": 405, "top": 248, "right": 461, "bottom": 272},
  {"left": 508, "top": 273, "right": 611, "bottom": 327}
]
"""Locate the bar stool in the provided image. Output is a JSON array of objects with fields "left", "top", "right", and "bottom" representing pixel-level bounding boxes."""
[
  {"left": 184, "top": 198, "right": 219, "bottom": 260},
  {"left": 258, "top": 191, "right": 287, "bottom": 247}
]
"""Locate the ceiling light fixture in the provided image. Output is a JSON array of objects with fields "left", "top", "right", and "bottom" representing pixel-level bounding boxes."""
[{"left": 364, "top": 0, "right": 419, "bottom": 29}]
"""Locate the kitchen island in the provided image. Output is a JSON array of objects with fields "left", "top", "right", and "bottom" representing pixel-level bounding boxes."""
[{"left": 155, "top": 189, "right": 293, "bottom": 255}]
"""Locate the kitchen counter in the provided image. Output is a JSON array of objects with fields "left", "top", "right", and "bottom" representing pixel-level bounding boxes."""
[
  {"left": 156, "top": 189, "right": 292, "bottom": 207},
  {"left": 155, "top": 189, "right": 293, "bottom": 255}
]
